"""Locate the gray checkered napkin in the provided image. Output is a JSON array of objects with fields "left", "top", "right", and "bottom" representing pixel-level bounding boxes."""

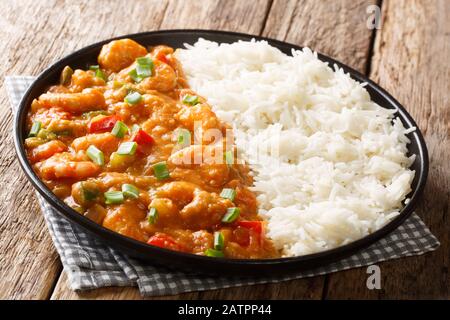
[{"left": 6, "top": 76, "right": 440, "bottom": 297}]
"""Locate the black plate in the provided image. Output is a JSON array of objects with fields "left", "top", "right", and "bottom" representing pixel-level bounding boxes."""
[{"left": 13, "top": 30, "right": 429, "bottom": 276}]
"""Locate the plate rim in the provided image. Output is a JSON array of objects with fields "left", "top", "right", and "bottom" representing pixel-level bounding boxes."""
[{"left": 13, "top": 29, "right": 429, "bottom": 272}]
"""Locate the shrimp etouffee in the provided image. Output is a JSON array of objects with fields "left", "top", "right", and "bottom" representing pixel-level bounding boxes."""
[{"left": 25, "top": 39, "right": 278, "bottom": 259}]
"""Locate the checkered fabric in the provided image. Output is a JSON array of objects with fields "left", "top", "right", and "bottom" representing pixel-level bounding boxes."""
[{"left": 6, "top": 76, "right": 440, "bottom": 297}]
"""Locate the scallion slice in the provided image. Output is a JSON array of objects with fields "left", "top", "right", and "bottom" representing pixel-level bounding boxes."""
[
  {"left": 224, "top": 150, "right": 234, "bottom": 166},
  {"left": 182, "top": 94, "right": 199, "bottom": 106},
  {"left": 136, "top": 57, "right": 153, "bottom": 66},
  {"left": 96, "top": 69, "right": 107, "bottom": 81},
  {"left": 176, "top": 128, "right": 191, "bottom": 146},
  {"left": 81, "top": 182, "right": 99, "bottom": 201},
  {"left": 86, "top": 145, "right": 104, "bottom": 166},
  {"left": 147, "top": 207, "right": 158, "bottom": 224},
  {"left": 220, "top": 188, "right": 236, "bottom": 202},
  {"left": 152, "top": 161, "right": 170, "bottom": 180},
  {"left": 89, "top": 65, "right": 106, "bottom": 81},
  {"left": 222, "top": 207, "right": 240, "bottom": 223},
  {"left": 104, "top": 191, "right": 124, "bottom": 204},
  {"left": 128, "top": 57, "right": 154, "bottom": 83},
  {"left": 128, "top": 69, "right": 143, "bottom": 83},
  {"left": 213, "top": 232, "right": 224, "bottom": 251},
  {"left": 122, "top": 183, "right": 139, "bottom": 199},
  {"left": 124, "top": 92, "right": 142, "bottom": 105},
  {"left": 136, "top": 63, "right": 152, "bottom": 78},
  {"left": 29, "top": 121, "right": 42, "bottom": 137},
  {"left": 204, "top": 248, "right": 224, "bottom": 258},
  {"left": 117, "top": 141, "right": 137, "bottom": 155},
  {"left": 111, "top": 121, "right": 129, "bottom": 138},
  {"left": 131, "top": 124, "right": 140, "bottom": 134}
]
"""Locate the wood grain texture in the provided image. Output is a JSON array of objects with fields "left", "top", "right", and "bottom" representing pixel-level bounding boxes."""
[
  {"left": 263, "top": 0, "right": 377, "bottom": 73},
  {"left": 0, "top": 0, "right": 169, "bottom": 300},
  {"left": 3, "top": 0, "right": 444, "bottom": 300},
  {"left": 325, "top": 0, "right": 450, "bottom": 299}
]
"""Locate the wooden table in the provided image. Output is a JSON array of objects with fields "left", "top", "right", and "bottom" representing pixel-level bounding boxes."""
[{"left": 0, "top": 0, "right": 448, "bottom": 300}]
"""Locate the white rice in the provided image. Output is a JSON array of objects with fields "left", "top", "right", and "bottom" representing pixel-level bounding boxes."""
[{"left": 175, "top": 39, "right": 415, "bottom": 257}]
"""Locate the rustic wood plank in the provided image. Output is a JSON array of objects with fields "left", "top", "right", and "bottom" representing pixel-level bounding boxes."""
[
  {"left": 325, "top": 0, "right": 450, "bottom": 299},
  {"left": 263, "top": 0, "right": 377, "bottom": 73},
  {"left": 160, "top": 0, "right": 272, "bottom": 34},
  {"left": 50, "top": 0, "right": 377, "bottom": 300},
  {"left": 0, "top": 0, "right": 169, "bottom": 299}
]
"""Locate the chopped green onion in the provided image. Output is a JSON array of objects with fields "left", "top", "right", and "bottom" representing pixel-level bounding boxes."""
[
  {"left": 220, "top": 188, "right": 236, "bottom": 202},
  {"left": 213, "top": 232, "right": 224, "bottom": 251},
  {"left": 176, "top": 128, "right": 191, "bottom": 146},
  {"left": 136, "top": 63, "right": 152, "bottom": 78},
  {"left": 82, "top": 183, "right": 99, "bottom": 201},
  {"left": 182, "top": 94, "right": 199, "bottom": 106},
  {"left": 104, "top": 191, "right": 124, "bottom": 204},
  {"left": 86, "top": 145, "right": 104, "bottom": 166},
  {"left": 111, "top": 121, "right": 129, "bottom": 138},
  {"left": 29, "top": 121, "right": 42, "bottom": 137},
  {"left": 137, "top": 57, "right": 153, "bottom": 66},
  {"left": 37, "top": 128, "right": 56, "bottom": 140},
  {"left": 204, "top": 248, "right": 224, "bottom": 258},
  {"left": 128, "top": 57, "right": 154, "bottom": 83},
  {"left": 131, "top": 124, "right": 140, "bottom": 134},
  {"left": 128, "top": 69, "right": 143, "bottom": 83},
  {"left": 117, "top": 141, "right": 137, "bottom": 155},
  {"left": 124, "top": 91, "right": 142, "bottom": 105},
  {"left": 147, "top": 207, "right": 158, "bottom": 224},
  {"left": 152, "top": 161, "right": 170, "bottom": 180},
  {"left": 95, "top": 69, "right": 107, "bottom": 81},
  {"left": 224, "top": 150, "right": 234, "bottom": 166},
  {"left": 222, "top": 207, "right": 240, "bottom": 223},
  {"left": 122, "top": 183, "right": 139, "bottom": 199},
  {"left": 89, "top": 65, "right": 106, "bottom": 81}
]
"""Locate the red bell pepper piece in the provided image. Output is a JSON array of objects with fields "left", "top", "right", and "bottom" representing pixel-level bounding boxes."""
[
  {"left": 132, "top": 129, "right": 154, "bottom": 145},
  {"left": 147, "top": 233, "right": 186, "bottom": 252},
  {"left": 88, "top": 115, "right": 119, "bottom": 133},
  {"left": 236, "top": 221, "right": 264, "bottom": 246},
  {"left": 155, "top": 51, "right": 169, "bottom": 64},
  {"left": 237, "top": 221, "right": 263, "bottom": 235}
]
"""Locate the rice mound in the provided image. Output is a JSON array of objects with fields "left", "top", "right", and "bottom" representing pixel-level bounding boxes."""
[{"left": 175, "top": 39, "right": 415, "bottom": 257}]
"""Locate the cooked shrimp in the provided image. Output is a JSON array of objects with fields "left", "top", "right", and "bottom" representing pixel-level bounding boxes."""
[
  {"left": 71, "top": 133, "right": 119, "bottom": 154},
  {"left": 176, "top": 103, "right": 225, "bottom": 144},
  {"left": 115, "top": 57, "right": 177, "bottom": 93},
  {"left": 137, "top": 59, "right": 177, "bottom": 92},
  {"left": 98, "top": 38, "right": 147, "bottom": 72},
  {"left": 46, "top": 119, "right": 87, "bottom": 137},
  {"left": 168, "top": 145, "right": 230, "bottom": 187},
  {"left": 69, "top": 69, "right": 105, "bottom": 92},
  {"left": 154, "top": 181, "right": 231, "bottom": 229},
  {"left": 35, "top": 153, "right": 100, "bottom": 180},
  {"left": 102, "top": 202, "right": 147, "bottom": 241},
  {"left": 37, "top": 88, "right": 106, "bottom": 113},
  {"left": 29, "top": 140, "right": 67, "bottom": 164}
]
